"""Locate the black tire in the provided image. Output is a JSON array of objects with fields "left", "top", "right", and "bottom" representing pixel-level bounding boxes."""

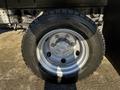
[{"left": 22, "top": 9, "right": 105, "bottom": 84}]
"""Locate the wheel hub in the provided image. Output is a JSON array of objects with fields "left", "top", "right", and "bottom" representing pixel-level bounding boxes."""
[
  {"left": 53, "top": 41, "right": 72, "bottom": 56},
  {"left": 49, "top": 33, "right": 75, "bottom": 58}
]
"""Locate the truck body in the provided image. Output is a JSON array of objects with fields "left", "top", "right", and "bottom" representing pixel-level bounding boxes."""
[{"left": 0, "top": 0, "right": 107, "bottom": 8}]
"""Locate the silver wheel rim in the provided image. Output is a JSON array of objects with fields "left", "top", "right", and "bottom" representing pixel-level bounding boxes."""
[{"left": 36, "top": 29, "right": 89, "bottom": 77}]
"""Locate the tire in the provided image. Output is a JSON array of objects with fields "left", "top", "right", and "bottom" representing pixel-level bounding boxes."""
[{"left": 22, "top": 9, "right": 105, "bottom": 84}]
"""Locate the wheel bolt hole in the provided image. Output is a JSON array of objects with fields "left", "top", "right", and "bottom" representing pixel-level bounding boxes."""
[
  {"left": 47, "top": 52, "right": 51, "bottom": 57},
  {"left": 76, "top": 50, "right": 80, "bottom": 56},
  {"left": 61, "top": 58, "right": 66, "bottom": 63}
]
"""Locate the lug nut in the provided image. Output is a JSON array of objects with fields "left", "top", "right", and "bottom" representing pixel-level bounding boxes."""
[
  {"left": 70, "top": 42, "right": 75, "bottom": 46},
  {"left": 65, "top": 34, "right": 70, "bottom": 38},
  {"left": 55, "top": 35, "right": 59, "bottom": 38},
  {"left": 51, "top": 43, "right": 55, "bottom": 47}
]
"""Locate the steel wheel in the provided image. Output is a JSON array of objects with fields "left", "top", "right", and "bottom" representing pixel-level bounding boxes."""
[{"left": 36, "top": 29, "right": 89, "bottom": 79}]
